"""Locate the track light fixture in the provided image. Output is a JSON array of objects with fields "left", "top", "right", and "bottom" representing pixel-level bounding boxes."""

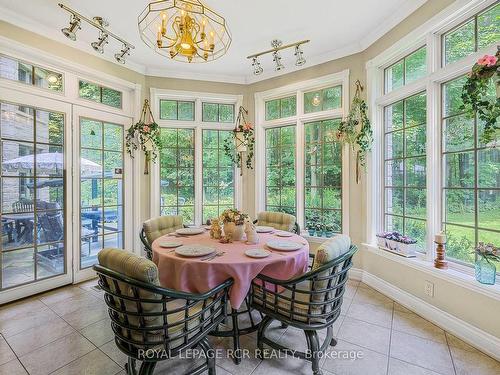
[
  {"left": 247, "top": 39, "right": 309, "bottom": 76},
  {"left": 61, "top": 14, "right": 81, "bottom": 41},
  {"left": 91, "top": 31, "right": 109, "bottom": 54},
  {"left": 252, "top": 57, "right": 263, "bottom": 75},
  {"left": 115, "top": 45, "right": 131, "bottom": 64},
  {"left": 294, "top": 45, "right": 306, "bottom": 66},
  {"left": 58, "top": 3, "right": 134, "bottom": 64}
]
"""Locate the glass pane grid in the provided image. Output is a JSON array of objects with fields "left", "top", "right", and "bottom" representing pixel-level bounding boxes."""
[
  {"left": 78, "top": 81, "right": 122, "bottom": 109},
  {"left": 304, "top": 119, "right": 342, "bottom": 232},
  {"left": 441, "top": 75, "right": 499, "bottom": 267},
  {"left": 385, "top": 46, "right": 427, "bottom": 93},
  {"left": 1, "top": 103, "right": 66, "bottom": 290},
  {"left": 265, "top": 126, "right": 296, "bottom": 216},
  {"left": 384, "top": 92, "right": 427, "bottom": 251},
  {"left": 79, "top": 118, "right": 124, "bottom": 270}
]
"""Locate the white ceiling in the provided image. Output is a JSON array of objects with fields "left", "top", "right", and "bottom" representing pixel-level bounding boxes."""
[{"left": 0, "top": 0, "right": 427, "bottom": 83}]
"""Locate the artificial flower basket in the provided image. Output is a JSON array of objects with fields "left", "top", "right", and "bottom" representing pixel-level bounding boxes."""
[
  {"left": 376, "top": 231, "right": 417, "bottom": 258},
  {"left": 125, "top": 99, "right": 162, "bottom": 174},
  {"left": 474, "top": 242, "right": 499, "bottom": 285},
  {"left": 461, "top": 47, "right": 499, "bottom": 145},
  {"left": 224, "top": 106, "right": 255, "bottom": 175}
]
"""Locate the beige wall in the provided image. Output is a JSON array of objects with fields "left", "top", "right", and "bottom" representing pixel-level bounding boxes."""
[{"left": 1, "top": 0, "right": 499, "bottom": 341}]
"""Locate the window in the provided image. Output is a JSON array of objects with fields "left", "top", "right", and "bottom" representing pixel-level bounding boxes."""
[
  {"left": 442, "top": 76, "right": 499, "bottom": 266},
  {"left": 0, "top": 54, "right": 63, "bottom": 92},
  {"left": 160, "top": 99, "right": 195, "bottom": 121},
  {"left": 1, "top": 102, "right": 65, "bottom": 289},
  {"left": 443, "top": 2, "right": 500, "bottom": 65},
  {"left": 304, "top": 86, "right": 342, "bottom": 113},
  {"left": 384, "top": 47, "right": 427, "bottom": 93},
  {"left": 265, "top": 95, "right": 296, "bottom": 120},
  {"left": 265, "top": 125, "right": 296, "bottom": 216},
  {"left": 202, "top": 130, "right": 235, "bottom": 222},
  {"left": 159, "top": 128, "right": 195, "bottom": 224},
  {"left": 78, "top": 81, "right": 122, "bottom": 109},
  {"left": 384, "top": 92, "right": 427, "bottom": 250},
  {"left": 79, "top": 118, "right": 124, "bottom": 269},
  {"left": 304, "top": 119, "right": 343, "bottom": 232},
  {"left": 369, "top": 1, "right": 500, "bottom": 273},
  {"left": 202, "top": 103, "right": 234, "bottom": 123}
]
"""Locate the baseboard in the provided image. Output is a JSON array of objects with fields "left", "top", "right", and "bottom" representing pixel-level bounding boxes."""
[{"left": 351, "top": 269, "right": 500, "bottom": 361}]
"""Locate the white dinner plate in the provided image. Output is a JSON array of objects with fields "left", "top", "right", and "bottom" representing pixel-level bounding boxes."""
[
  {"left": 275, "top": 231, "right": 293, "bottom": 237},
  {"left": 175, "top": 245, "right": 215, "bottom": 257},
  {"left": 245, "top": 248, "right": 270, "bottom": 258},
  {"left": 256, "top": 226, "right": 274, "bottom": 233},
  {"left": 266, "top": 240, "right": 303, "bottom": 251},
  {"left": 158, "top": 241, "right": 183, "bottom": 248},
  {"left": 175, "top": 227, "right": 205, "bottom": 235}
]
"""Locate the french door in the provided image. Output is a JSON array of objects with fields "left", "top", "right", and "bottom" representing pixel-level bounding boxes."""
[
  {"left": 0, "top": 90, "right": 73, "bottom": 302},
  {"left": 72, "top": 106, "right": 132, "bottom": 282}
]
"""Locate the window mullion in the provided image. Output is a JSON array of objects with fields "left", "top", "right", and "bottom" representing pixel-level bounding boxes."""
[
  {"left": 296, "top": 119, "right": 305, "bottom": 230},
  {"left": 194, "top": 126, "right": 203, "bottom": 226}
]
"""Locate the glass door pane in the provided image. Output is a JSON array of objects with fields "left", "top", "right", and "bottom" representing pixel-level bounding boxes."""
[
  {"left": 79, "top": 117, "right": 124, "bottom": 269},
  {"left": 1, "top": 102, "right": 66, "bottom": 290}
]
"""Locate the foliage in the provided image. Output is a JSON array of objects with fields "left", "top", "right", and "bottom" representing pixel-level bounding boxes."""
[
  {"left": 474, "top": 242, "right": 500, "bottom": 263},
  {"left": 220, "top": 208, "right": 248, "bottom": 225},
  {"left": 460, "top": 49, "right": 500, "bottom": 144},
  {"left": 223, "top": 106, "right": 255, "bottom": 170},
  {"left": 337, "top": 81, "right": 373, "bottom": 179},
  {"left": 126, "top": 100, "right": 162, "bottom": 162}
]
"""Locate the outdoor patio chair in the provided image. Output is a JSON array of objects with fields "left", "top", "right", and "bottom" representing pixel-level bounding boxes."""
[
  {"left": 141, "top": 215, "right": 184, "bottom": 260},
  {"left": 253, "top": 211, "right": 300, "bottom": 233}
]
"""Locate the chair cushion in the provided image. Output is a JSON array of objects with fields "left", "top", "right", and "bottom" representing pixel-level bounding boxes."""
[
  {"left": 312, "top": 235, "right": 351, "bottom": 270},
  {"left": 98, "top": 248, "right": 159, "bottom": 285},
  {"left": 143, "top": 215, "right": 183, "bottom": 244},
  {"left": 257, "top": 211, "right": 296, "bottom": 232}
]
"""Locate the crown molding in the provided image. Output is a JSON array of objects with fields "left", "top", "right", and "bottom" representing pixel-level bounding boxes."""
[{"left": 0, "top": 0, "right": 440, "bottom": 85}]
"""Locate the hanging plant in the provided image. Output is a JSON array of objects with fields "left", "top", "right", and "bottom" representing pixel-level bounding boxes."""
[
  {"left": 223, "top": 106, "right": 255, "bottom": 175},
  {"left": 125, "top": 99, "right": 162, "bottom": 174},
  {"left": 461, "top": 47, "right": 499, "bottom": 145},
  {"left": 337, "top": 80, "right": 373, "bottom": 183}
]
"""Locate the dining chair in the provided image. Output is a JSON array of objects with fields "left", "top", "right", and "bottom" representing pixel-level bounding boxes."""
[
  {"left": 249, "top": 235, "right": 357, "bottom": 375},
  {"left": 94, "top": 248, "right": 233, "bottom": 375},
  {"left": 141, "top": 215, "right": 184, "bottom": 259},
  {"left": 253, "top": 211, "right": 300, "bottom": 233}
]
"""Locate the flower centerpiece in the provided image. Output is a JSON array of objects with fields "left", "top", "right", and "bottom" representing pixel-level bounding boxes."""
[
  {"left": 461, "top": 48, "right": 500, "bottom": 145},
  {"left": 220, "top": 208, "right": 249, "bottom": 241},
  {"left": 474, "top": 242, "right": 499, "bottom": 285},
  {"left": 376, "top": 231, "right": 417, "bottom": 257},
  {"left": 223, "top": 106, "right": 255, "bottom": 175},
  {"left": 125, "top": 99, "right": 162, "bottom": 174}
]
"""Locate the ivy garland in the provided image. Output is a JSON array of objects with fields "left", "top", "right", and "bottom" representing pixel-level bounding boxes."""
[
  {"left": 337, "top": 80, "right": 373, "bottom": 183},
  {"left": 461, "top": 48, "right": 500, "bottom": 145},
  {"left": 223, "top": 106, "right": 255, "bottom": 173},
  {"left": 125, "top": 99, "right": 162, "bottom": 173}
]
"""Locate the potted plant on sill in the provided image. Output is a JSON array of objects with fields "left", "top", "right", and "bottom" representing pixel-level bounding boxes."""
[
  {"left": 306, "top": 222, "right": 316, "bottom": 237},
  {"left": 324, "top": 224, "right": 335, "bottom": 238},
  {"left": 315, "top": 223, "right": 325, "bottom": 238},
  {"left": 474, "top": 242, "right": 499, "bottom": 285}
]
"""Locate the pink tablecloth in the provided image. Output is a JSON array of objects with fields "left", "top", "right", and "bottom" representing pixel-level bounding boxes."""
[{"left": 152, "top": 231, "right": 309, "bottom": 309}]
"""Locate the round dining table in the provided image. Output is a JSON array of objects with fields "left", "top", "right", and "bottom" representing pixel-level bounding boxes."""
[{"left": 152, "top": 229, "right": 310, "bottom": 309}]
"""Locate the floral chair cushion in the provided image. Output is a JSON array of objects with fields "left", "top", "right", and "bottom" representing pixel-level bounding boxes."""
[
  {"left": 143, "top": 215, "right": 183, "bottom": 244},
  {"left": 257, "top": 211, "right": 296, "bottom": 232}
]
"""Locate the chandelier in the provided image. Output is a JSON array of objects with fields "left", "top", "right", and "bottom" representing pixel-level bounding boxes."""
[{"left": 138, "top": 0, "right": 231, "bottom": 63}]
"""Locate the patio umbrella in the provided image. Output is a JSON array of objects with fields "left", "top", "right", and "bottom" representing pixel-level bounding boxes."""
[{"left": 2, "top": 152, "right": 102, "bottom": 174}]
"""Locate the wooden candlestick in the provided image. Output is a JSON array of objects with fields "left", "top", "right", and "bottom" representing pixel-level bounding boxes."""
[{"left": 434, "top": 241, "right": 448, "bottom": 269}]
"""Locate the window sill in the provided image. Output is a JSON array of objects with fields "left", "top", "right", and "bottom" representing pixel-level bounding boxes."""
[{"left": 361, "top": 243, "right": 500, "bottom": 302}]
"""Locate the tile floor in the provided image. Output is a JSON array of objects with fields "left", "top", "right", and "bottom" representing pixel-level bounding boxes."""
[{"left": 0, "top": 279, "right": 499, "bottom": 375}]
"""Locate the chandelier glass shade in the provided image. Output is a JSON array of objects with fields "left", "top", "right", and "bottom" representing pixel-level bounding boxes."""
[{"left": 138, "top": 0, "right": 231, "bottom": 63}]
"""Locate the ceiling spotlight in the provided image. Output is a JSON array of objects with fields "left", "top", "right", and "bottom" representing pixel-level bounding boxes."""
[
  {"left": 252, "top": 57, "right": 263, "bottom": 75},
  {"left": 114, "top": 45, "right": 131, "bottom": 64},
  {"left": 91, "top": 32, "right": 109, "bottom": 54},
  {"left": 61, "top": 15, "right": 81, "bottom": 41},
  {"left": 272, "top": 51, "right": 285, "bottom": 71},
  {"left": 295, "top": 45, "right": 306, "bottom": 66}
]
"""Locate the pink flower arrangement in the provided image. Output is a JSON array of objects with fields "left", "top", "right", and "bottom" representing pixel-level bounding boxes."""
[
  {"left": 477, "top": 54, "right": 498, "bottom": 67},
  {"left": 242, "top": 122, "right": 253, "bottom": 131},
  {"left": 143, "top": 125, "right": 150, "bottom": 133}
]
